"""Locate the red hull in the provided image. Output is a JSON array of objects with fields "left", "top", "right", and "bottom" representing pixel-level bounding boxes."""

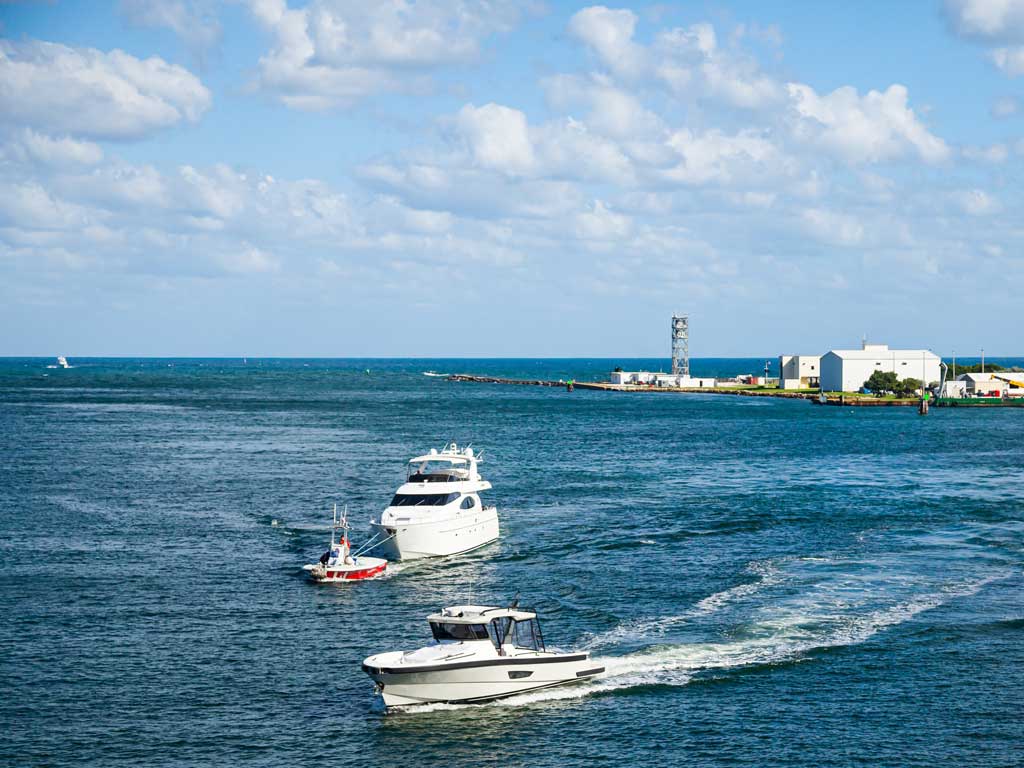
[{"left": 314, "top": 561, "right": 387, "bottom": 582}]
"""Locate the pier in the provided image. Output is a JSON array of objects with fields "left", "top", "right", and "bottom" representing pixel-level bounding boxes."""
[{"left": 446, "top": 374, "right": 814, "bottom": 399}]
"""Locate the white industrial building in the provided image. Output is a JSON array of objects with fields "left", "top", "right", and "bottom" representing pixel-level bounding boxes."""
[
  {"left": 778, "top": 355, "right": 821, "bottom": 389},
  {"left": 609, "top": 371, "right": 717, "bottom": 388},
  {"left": 819, "top": 342, "right": 941, "bottom": 393}
]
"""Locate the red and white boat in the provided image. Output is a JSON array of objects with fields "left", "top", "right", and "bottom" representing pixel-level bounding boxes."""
[{"left": 304, "top": 505, "right": 387, "bottom": 583}]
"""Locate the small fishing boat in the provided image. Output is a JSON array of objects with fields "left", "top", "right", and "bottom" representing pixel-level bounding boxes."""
[
  {"left": 304, "top": 505, "right": 387, "bottom": 583},
  {"left": 362, "top": 600, "right": 603, "bottom": 710}
]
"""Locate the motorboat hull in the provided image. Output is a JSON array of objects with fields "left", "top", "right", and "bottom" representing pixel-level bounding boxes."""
[
  {"left": 307, "top": 557, "right": 387, "bottom": 582},
  {"left": 369, "top": 507, "right": 499, "bottom": 561},
  {"left": 362, "top": 653, "right": 604, "bottom": 709}
]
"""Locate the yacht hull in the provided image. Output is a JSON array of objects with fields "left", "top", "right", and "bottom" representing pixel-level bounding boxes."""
[
  {"left": 362, "top": 654, "right": 603, "bottom": 709},
  {"left": 369, "top": 507, "right": 499, "bottom": 560}
]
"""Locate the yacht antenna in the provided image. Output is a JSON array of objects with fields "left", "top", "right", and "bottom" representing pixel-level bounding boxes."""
[
  {"left": 331, "top": 503, "right": 337, "bottom": 547},
  {"left": 508, "top": 592, "right": 520, "bottom": 610}
]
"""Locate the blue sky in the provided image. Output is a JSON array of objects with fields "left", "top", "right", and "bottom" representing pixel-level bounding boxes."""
[{"left": 1, "top": 0, "right": 1022, "bottom": 357}]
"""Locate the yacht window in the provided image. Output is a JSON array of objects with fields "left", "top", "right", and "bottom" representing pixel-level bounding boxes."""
[
  {"left": 460, "top": 496, "right": 476, "bottom": 510},
  {"left": 511, "top": 619, "right": 545, "bottom": 652},
  {"left": 408, "top": 472, "right": 464, "bottom": 483},
  {"left": 430, "top": 622, "right": 490, "bottom": 642},
  {"left": 390, "top": 492, "right": 461, "bottom": 507}
]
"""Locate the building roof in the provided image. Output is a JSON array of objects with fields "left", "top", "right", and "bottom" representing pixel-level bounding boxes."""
[
  {"left": 956, "top": 372, "right": 1005, "bottom": 383},
  {"left": 824, "top": 347, "right": 940, "bottom": 360}
]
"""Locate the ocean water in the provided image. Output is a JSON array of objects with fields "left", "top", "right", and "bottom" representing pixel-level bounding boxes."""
[{"left": 1, "top": 357, "right": 1022, "bottom": 767}]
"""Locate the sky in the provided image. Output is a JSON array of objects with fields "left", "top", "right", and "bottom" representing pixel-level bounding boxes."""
[{"left": 1, "top": 0, "right": 1022, "bottom": 357}]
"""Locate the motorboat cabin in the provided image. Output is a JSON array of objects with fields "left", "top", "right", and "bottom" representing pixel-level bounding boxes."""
[{"left": 362, "top": 603, "right": 603, "bottom": 710}]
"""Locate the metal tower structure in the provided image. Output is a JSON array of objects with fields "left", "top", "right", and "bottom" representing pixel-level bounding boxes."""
[{"left": 671, "top": 314, "right": 689, "bottom": 376}]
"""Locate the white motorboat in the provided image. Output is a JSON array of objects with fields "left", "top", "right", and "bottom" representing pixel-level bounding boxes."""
[
  {"left": 362, "top": 602, "right": 604, "bottom": 710},
  {"left": 368, "top": 443, "right": 498, "bottom": 560},
  {"left": 47, "top": 356, "right": 71, "bottom": 369},
  {"left": 303, "top": 505, "right": 387, "bottom": 583}
]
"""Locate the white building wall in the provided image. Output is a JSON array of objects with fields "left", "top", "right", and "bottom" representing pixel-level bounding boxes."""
[
  {"left": 779, "top": 355, "right": 821, "bottom": 389},
  {"left": 820, "top": 345, "right": 941, "bottom": 392},
  {"left": 609, "top": 371, "right": 717, "bottom": 387}
]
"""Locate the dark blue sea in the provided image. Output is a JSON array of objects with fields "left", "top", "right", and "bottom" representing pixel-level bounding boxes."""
[{"left": 2, "top": 357, "right": 1023, "bottom": 767}]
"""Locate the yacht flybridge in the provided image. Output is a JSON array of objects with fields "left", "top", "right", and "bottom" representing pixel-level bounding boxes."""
[
  {"left": 362, "top": 602, "right": 604, "bottom": 710},
  {"left": 368, "top": 443, "right": 499, "bottom": 560}
]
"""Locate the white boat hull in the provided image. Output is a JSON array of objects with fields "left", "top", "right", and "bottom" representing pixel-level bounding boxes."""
[
  {"left": 369, "top": 507, "right": 499, "bottom": 560},
  {"left": 363, "top": 654, "right": 603, "bottom": 709}
]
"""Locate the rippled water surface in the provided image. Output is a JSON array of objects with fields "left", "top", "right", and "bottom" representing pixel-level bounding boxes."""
[{"left": 2, "top": 358, "right": 1023, "bottom": 767}]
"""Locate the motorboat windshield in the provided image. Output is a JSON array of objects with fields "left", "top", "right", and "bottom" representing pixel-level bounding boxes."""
[{"left": 427, "top": 611, "right": 546, "bottom": 653}]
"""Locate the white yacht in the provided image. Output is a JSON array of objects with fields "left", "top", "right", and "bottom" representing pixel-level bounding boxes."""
[
  {"left": 368, "top": 443, "right": 498, "bottom": 560},
  {"left": 362, "top": 602, "right": 603, "bottom": 710}
]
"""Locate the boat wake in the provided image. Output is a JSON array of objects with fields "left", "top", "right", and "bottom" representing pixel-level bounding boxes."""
[{"left": 391, "top": 523, "right": 1018, "bottom": 715}]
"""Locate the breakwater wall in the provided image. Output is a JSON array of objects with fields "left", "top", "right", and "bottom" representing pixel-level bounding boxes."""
[{"left": 446, "top": 375, "right": 813, "bottom": 399}]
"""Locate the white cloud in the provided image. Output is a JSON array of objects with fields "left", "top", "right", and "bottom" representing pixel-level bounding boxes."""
[
  {"left": 787, "top": 83, "right": 950, "bottom": 164},
  {"left": 955, "top": 188, "right": 1001, "bottom": 215},
  {"left": 2, "top": 129, "right": 104, "bottom": 166},
  {"left": 991, "top": 94, "right": 1021, "bottom": 116},
  {"left": 663, "top": 127, "right": 785, "bottom": 184},
  {"left": 990, "top": 45, "right": 1024, "bottom": 75},
  {"left": 801, "top": 207, "right": 865, "bottom": 246},
  {"left": 945, "top": 0, "right": 1024, "bottom": 41},
  {"left": 945, "top": 1, "right": 1024, "bottom": 76},
  {"left": 247, "top": 0, "right": 521, "bottom": 109},
  {"left": 0, "top": 40, "right": 211, "bottom": 140},
  {"left": 567, "top": 6, "right": 646, "bottom": 79},
  {"left": 534, "top": 118, "right": 635, "bottom": 184},
  {"left": 119, "top": 0, "right": 222, "bottom": 60},
  {"left": 454, "top": 103, "right": 536, "bottom": 177},
  {"left": 567, "top": 10, "right": 784, "bottom": 110},
  {"left": 962, "top": 142, "right": 1010, "bottom": 162},
  {"left": 543, "top": 74, "right": 665, "bottom": 139},
  {"left": 0, "top": 181, "right": 95, "bottom": 231},
  {"left": 574, "top": 199, "right": 632, "bottom": 241},
  {"left": 216, "top": 245, "right": 280, "bottom": 274}
]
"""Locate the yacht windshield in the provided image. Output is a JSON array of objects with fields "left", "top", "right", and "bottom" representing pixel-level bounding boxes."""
[
  {"left": 430, "top": 622, "right": 490, "bottom": 642},
  {"left": 407, "top": 460, "right": 470, "bottom": 483},
  {"left": 390, "top": 492, "right": 460, "bottom": 507}
]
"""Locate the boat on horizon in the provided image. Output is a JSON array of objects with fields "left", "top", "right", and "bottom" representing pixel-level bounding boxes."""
[
  {"left": 46, "top": 356, "right": 71, "bottom": 369},
  {"left": 362, "top": 601, "right": 603, "bottom": 710},
  {"left": 367, "top": 443, "right": 499, "bottom": 561}
]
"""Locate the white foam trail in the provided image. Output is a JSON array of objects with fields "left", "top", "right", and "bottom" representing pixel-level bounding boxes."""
[
  {"left": 389, "top": 568, "right": 1007, "bottom": 716},
  {"left": 580, "top": 560, "right": 780, "bottom": 650}
]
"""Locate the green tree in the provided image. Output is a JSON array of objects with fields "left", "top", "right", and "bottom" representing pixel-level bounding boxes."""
[
  {"left": 864, "top": 370, "right": 899, "bottom": 394},
  {"left": 895, "top": 377, "right": 922, "bottom": 397}
]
